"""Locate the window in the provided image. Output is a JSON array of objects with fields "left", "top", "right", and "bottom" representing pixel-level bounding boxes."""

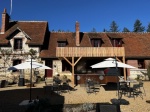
[
  {"left": 91, "top": 38, "right": 102, "bottom": 47},
  {"left": 138, "top": 59, "right": 145, "bottom": 69},
  {"left": 14, "top": 38, "right": 22, "bottom": 50},
  {"left": 58, "top": 41, "right": 67, "bottom": 47},
  {"left": 111, "top": 38, "right": 122, "bottom": 47}
]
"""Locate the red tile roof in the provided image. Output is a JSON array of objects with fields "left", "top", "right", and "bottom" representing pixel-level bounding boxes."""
[
  {"left": 0, "top": 21, "right": 48, "bottom": 45},
  {"left": 1, "top": 19, "right": 150, "bottom": 59},
  {"left": 40, "top": 32, "right": 150, "bottom": 58},
  {"left": 40, "top": 32, "right": 76, "bottom": 58}
]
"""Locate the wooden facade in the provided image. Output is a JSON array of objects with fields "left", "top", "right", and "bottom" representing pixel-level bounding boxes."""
[
  {"left": 56, "top": 47, "right": 125, "bottom": 57},
  {"left": 56, "top": 47, "right": 126, "bottom": 84}
]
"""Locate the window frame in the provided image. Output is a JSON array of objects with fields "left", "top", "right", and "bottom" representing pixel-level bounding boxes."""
[
  {"left": 111, "top": 38, "right": 122, "bottom": 47},
  {"left": 13, "top": 38, "right": 23, "bottom": 50},
  {"left": 57, "top": 41, "right": 67, "bottom": 47},
  {"left": 91, "top": 38, "right": 102, "bottom": 47}
]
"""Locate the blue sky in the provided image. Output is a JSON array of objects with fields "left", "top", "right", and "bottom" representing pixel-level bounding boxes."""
[{"left": 0, "top": 0, "right": 150, "bottom": 32}]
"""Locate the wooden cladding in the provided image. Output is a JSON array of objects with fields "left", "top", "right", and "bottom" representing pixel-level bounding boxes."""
[{"left": 56, "top": 47, "right": 125, "bottom": 57}]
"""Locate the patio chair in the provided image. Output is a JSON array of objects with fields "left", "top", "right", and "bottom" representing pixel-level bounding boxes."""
[
  {"left": 44, "top": 77, "right": 53, "bottom": 93},
  {"left": 130, "top": 83, "right": 143, "bottom": 99},
  {"left": 119, "top": 82, "right": 129, "bottom": 97},
  {"left": 86, "top": 80, "right": 99, "bottom": 94},
  {"left": 61, "top": 81, "right": 70, "bottom": 93},
  {"left": 138, "top": 81, "right": 146, "bottom": 96},
  {"left": 53, "top": 82, "right": 62, "bottom": 94}
]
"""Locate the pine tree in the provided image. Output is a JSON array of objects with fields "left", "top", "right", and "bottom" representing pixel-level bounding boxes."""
[
  {"left": 103, "top": 28, "right": 107, "bottom": 32},
  {"left": 146, "top": 23, "right": 150, "bottom": 32},
  {"left": 91, "top": 28, "right": 96, "bottom": 32},
  {"left": 122, "top": 27, "right": 130, "bottom": 32},
  {"left": 133, "top": 19, "right": 145, "bottom": 32},
  {"left": 109, "top": 21, "right": 119, "bottom": 32}
]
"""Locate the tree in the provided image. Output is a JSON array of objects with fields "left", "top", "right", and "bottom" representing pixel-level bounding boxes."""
[
  {"left": 91, "top": 28, "right": 96, "bottom": 32},
  {"left": 122, "top": 27, "right": 130, "bottom": 32},
  {"left": 103, "top": 28, "right": 107, "bottom": 32},
  {"left": 133, "top": 19, "right": 145, "bottom": 32},
  {"left": 109, "top": 21, "right": 119, "bottom": 32},
  {"left": 146, "top": 23, "right": 150, "bottom": 32}
]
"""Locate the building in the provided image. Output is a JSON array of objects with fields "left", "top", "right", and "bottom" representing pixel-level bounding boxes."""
[{"left": 0, "top": 8, "right": 150, "bottom": 85}]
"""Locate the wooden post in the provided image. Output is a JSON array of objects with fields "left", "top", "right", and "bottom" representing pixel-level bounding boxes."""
[
  {"left": 63, "top": 56, "right": 82, "bottom": 86},
  {"left": 122, "top": 56, "right": 126, "bottom": 80},
  {"left": 71, "top": 57, "right": 75, "bottom": 85}
]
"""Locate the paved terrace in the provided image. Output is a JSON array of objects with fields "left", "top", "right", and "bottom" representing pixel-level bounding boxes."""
[{"left": 0, "top": 81, "right": 150, "bottom": 112}]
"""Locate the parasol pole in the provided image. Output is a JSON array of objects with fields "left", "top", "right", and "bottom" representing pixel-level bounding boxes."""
[
  {"left": 114, "top": 56, "right": 120, "bottom": 100},
  {"left": 29, "top": 58, "right": 32, "bottom": 102}
]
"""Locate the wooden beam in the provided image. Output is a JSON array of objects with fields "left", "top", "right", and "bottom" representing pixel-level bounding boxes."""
[
  {"left": 116, "top": 57, "right": 121, "bottom": 62},
  {"left": 63, "top": 57, "right": 72, "bottom": 66},
  {"left": 74, "top": 56, "right": 82, "bottom": 66},
  {"left": 62, "top": 56, "right": 76, "bottom": 85},
  {"left": 72, "top": 57, "right": 75, "bottom": 85},
  {"left": 122, "top": 56, "right": 126, "bottom": 80}
]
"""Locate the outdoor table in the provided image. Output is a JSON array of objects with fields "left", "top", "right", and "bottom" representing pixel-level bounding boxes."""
[{"left": 125, "top": 80, "right": 138, "bottom": 97}]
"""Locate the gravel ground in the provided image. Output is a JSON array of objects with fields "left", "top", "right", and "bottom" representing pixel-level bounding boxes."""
[{"left": 0, "top": 81, "right": 150, "bottom": 112}]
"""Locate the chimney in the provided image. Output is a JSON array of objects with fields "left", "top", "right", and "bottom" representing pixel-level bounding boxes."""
[
  {"left": 75, "top": 21, "right": 80, "bottom": 46},
  {"left": 1, "top": 8, "right": 10, "bottom": 33}
]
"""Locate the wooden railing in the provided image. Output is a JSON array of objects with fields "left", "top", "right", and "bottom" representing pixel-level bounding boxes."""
[{"left": 56, "top": 47, "right": 125, "bottom": 57}]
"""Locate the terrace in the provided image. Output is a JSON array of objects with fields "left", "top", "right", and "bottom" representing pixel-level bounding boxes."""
[{"left": 0, "top": 81, "right": 150, "bottom": 112}]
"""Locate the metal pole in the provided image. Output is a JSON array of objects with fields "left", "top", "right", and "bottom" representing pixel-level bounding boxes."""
[
  {"left": 29, "top": 58, "right": 32, "bottom": 102},
  {"left": 115, "top": 56, "right": 120, "bottom": 100}
]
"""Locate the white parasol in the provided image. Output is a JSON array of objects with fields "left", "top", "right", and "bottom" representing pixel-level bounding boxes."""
[{"left": 91, "top": 58, "right": 136, "bottom": 69}]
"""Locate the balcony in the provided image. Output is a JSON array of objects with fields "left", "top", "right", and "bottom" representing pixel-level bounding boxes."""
[{"left": 56, "top": 47, "right": 125, "bottom": 57}]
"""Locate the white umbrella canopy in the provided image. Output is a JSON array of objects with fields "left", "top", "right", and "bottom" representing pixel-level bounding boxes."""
[
  {"left": 7, "top": 58, "right": 51, "bottom": 102},
  {"left": 8, "top": 59, "right": 51, "bottom": 70},
  {"left": 91, "top": 58, "right": 136, "bottom": 69}
]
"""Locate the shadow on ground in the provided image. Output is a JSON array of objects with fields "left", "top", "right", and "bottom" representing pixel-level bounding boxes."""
[
  {"left": 0, "top": 87, "right": 65, "bottom": 112},
  {"left": 102, "top": 83, "right": 118, "bottom": 91},
  {"left": 111, "top": 98, "right": 130, "bottom": 105}
]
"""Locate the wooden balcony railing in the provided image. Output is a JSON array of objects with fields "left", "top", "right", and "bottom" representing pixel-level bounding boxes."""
[{"left": 56, "top": 47, "right": 125, "bottom": 57}]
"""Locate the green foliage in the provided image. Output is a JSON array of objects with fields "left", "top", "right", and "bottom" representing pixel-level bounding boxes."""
[
  {"left": 147, "top": 62, "right": 150, "bottom": 80},
  {"left": 91, "top": 28, "right": 96, "bottom": 32},
  {"left": 0, "top": 48, "right": 12, "bottom": 55},
  {"left": 133, "top": 19, "right": 145, "bottom": 32},
  {"left": 146, "top": 23, "right": 150, "bottom": 32},
  {"left": 103, "top": 28, "right": 107, "bottom": 32},
  {"left": 109, "top": 21, "right": 119, "bottom": 32},
  {"left": 122, "top": 27, "right": 130, "bottom": 32},
  {"left": 29, "top": 49, "right": 37, "bottom": 56},
  {"left": 141, "top": 62, "right": 150, "bottom": 81}
]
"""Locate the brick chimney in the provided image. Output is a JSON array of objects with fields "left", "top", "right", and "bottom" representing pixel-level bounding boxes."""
[
  {"left": 75, "top": 21, "right": 80, "bottom": 46},
  {"left": 1, "top": 8, "right": 10, "bottom": 33}
]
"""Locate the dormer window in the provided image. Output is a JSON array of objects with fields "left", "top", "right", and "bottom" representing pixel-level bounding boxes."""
[
  {"left": 138, "top": 59, "right": 145, "bottom": 69},
  {"left": 111, "top": 38, "right": 122, "bottom": 47},
  {"left": 91, "top": 38, "right": 102, "bottom": 47},
  {"left": 14, "top": 38, "right": 22, "bottom": 50},
  {"left": 57, "top": 41, "right": 67, "bottom": 47}
]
